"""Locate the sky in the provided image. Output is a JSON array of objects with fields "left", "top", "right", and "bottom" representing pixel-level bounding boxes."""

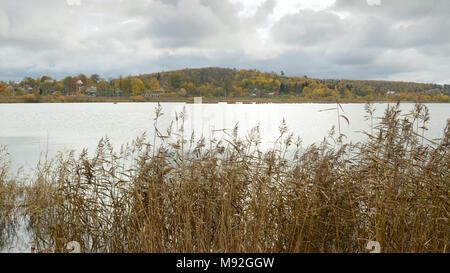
[{"left": 0, "top": 0, "right": 449, "bottom": 84}]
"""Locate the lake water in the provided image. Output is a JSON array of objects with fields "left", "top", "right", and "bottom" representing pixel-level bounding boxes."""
[{"left": 0, "top": 102, "right": 449, "bottom": 172}]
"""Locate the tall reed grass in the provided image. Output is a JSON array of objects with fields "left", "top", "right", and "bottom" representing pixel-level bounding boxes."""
[
  {"left": 1, "top": 103, "right": 448, "bottom": 253},
  {"left": 0, "top": 146, "right": 24, "bottom": 250}
]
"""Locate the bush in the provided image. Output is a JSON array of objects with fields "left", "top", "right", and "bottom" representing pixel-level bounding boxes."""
[
  {"left": 23, "top": 94, "right": 38, "bottom": 103},
  {"left": 132, "top": 95, "right": 146, "bottom": 102}
]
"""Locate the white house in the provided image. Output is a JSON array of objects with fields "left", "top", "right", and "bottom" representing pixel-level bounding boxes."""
[{"left": 86, "top": 86, "right": 97, "bottom": 97}]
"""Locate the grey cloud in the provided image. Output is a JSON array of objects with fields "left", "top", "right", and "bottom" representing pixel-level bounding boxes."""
[
  {"left": 272, "top": 10, "right": 344, "bottom": 47},
  {"left": 0, "top": 8, "right": 9, "bottom": 36},
  {"left": 250, "top": 0, "right": 276, "bottom": 24},
  {"left": 145, "top": 0, "right": 228, "bottom": 47},
  {"left": 331, "top": 0, "right": 450, "bottom": 49},
  {"left": 268, "top": 0, "right": 450, "bottom": 83},
  {"left": 0, "top": 0, "right": 449, "bottom": 84}
]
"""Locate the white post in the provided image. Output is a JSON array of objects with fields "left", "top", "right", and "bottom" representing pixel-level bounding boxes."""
[{"left": 194, "top": 96, "right": 202, "bottom": 104}]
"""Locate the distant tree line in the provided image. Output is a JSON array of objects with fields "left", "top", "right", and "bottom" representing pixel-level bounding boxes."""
[{"left": 1, "top": 67, "right": 449, "bottom": 102}]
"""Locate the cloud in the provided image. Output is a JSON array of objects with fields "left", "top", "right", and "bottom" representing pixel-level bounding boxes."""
[
  {"left": 269, "top": 0, "right": 450, "bottom": 82},
  {"left": 143, "top": 0, "right": 235, "bottom": 47},
  {"left": 67, "top": 0, "right": 81, "bottom": 6},
  {"left": 0, "top": 0, "right": 449, "bottom": 84}
]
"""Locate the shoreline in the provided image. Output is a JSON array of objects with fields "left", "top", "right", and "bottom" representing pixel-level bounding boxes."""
[{"left": 0, "top": 96, "right": 448, "bottom": 104}]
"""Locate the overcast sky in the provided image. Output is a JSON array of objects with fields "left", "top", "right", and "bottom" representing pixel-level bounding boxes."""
[{"left": 0, "top": 0, "right": 449, "bottom": 83}]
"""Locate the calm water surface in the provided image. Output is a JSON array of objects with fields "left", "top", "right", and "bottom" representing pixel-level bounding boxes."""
[{"left": 0, "top": 102, "right": 449, "bottom": 171}]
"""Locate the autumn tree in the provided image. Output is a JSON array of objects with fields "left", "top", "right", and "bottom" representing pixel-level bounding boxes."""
[
  {"left": 131, "top": 78, "right": 145, "bottom": 96},
  {"left": 77, "top": 74, "right": 89, "bottom": 86},
  {"left": 169, "top": 74, "right": 182, "bottom": 89},
  {"left": 90, "top": 74, "right": 100, "bottom": 84},
  {"left": 63, "top": 76, "right": 74, "bottom": 95},
  {"left": 149, "top": 78, "right": 160, "bottom": 92},
  {"left": 53, "top": 82, "right": 64, "bottom": 91},
  {"left": 23, "top": 77, "right": 37, "bottom": 87},
  {"left": 0, "top": 82, "right": 7, "bottom": 96}
]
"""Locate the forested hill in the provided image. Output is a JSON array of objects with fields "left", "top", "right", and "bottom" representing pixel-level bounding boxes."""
[
  {"left": 137, "top": 67, "right": 449, "bottom": 101},
  {"left": 1, "top": 67, "right": 449, "bottom": 102}
]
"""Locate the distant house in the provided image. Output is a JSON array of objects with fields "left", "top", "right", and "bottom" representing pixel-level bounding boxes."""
[
  {"left": 86, "top": 86, "right": 97, "bottom": 97},
  {"left": 150, "top": 92, "right": 161, "bottom": 98},
  {"left": 26, "top": 87, "right": 34, "bottom": 94},
  {"left": 76, "top": 80, "right": 84, "bottom": 92},
  {"left": 143, "top": 90, "right": 161, "bottom": 97},
  {"left": 249, "top": 87, "right": 260, "bottom": 97},
  {"left": 426, "top": 88, "right": 442, "bottom": 96},
  {"left": 386, "top": 90, "right": 395, "bottom": 95}
]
